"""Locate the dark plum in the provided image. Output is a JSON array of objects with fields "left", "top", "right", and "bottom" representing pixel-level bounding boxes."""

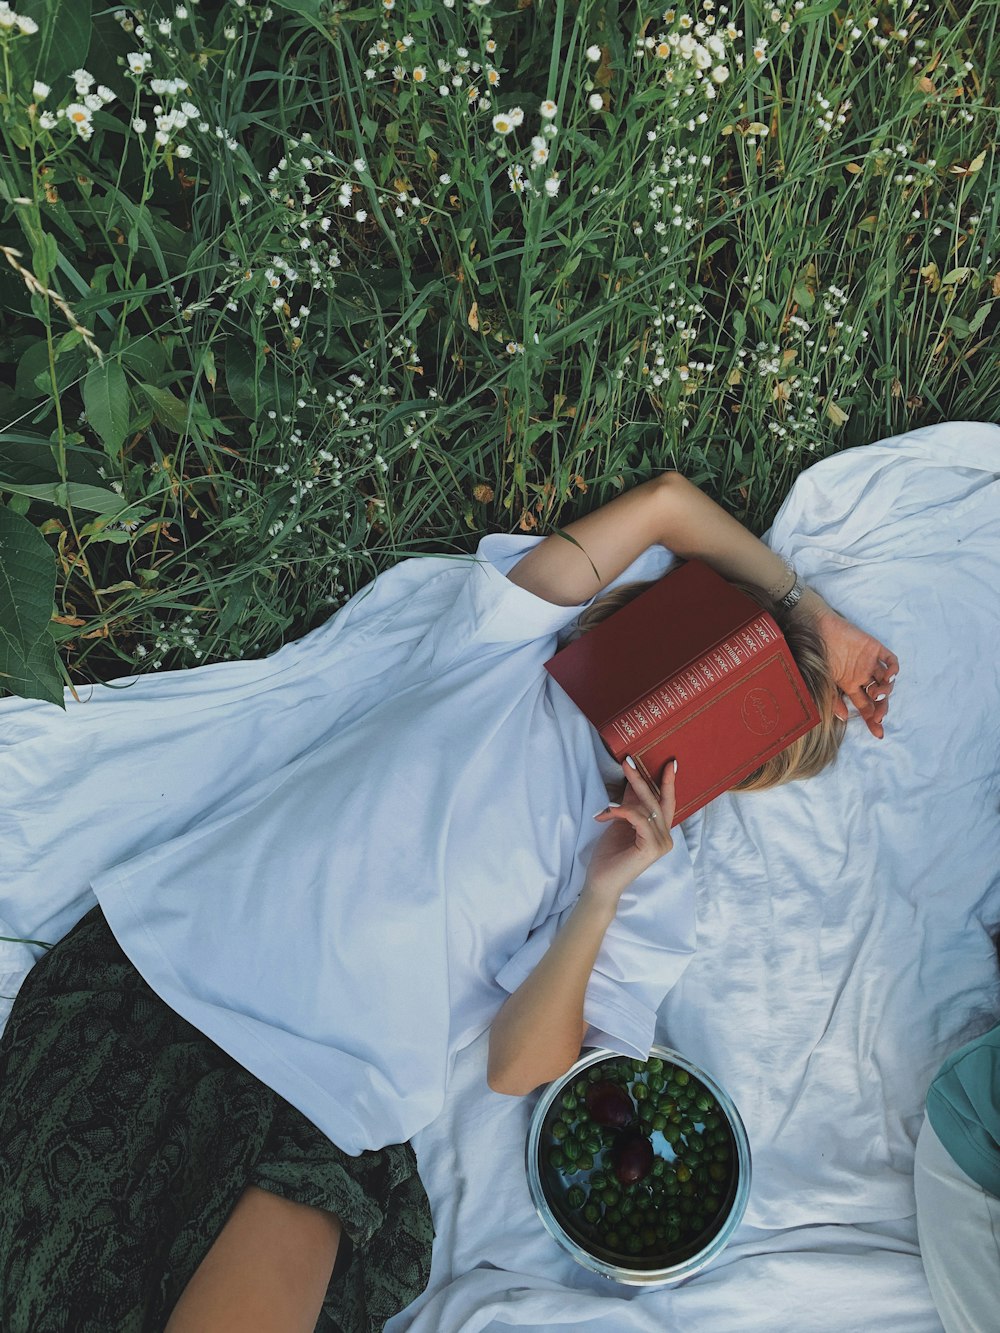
[
  {"left": 584, "top": 1080, "right": 636, "bottom": 1130},
  {"left": 611, "top": 1132, "right": 654, "bottom": 1185}
]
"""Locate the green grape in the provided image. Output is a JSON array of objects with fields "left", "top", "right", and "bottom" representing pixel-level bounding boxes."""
[
  {"left": 561, "top": 1092, "right": 578, "bottom": 1113},
  {"left": 708, "top": 1162, "right": 728, "bottom": 1182},
  {"left": 563, "top": 1140, "right": 581, "bottom": 1163},
  {"left": 675, "top": 1070, "right": 690, "bottom": 1086},
  {"left": 566, "top": 1185, "right": 585, "bottom": 1210},
  {"left": 549, "top": 1148, "right": 566, "bottom": 1170},
  {"left": 675, "top": 1161, "right": 691, "bottom": 1183},
  {"left": 695, "top": 1092, "right": 713, "bottom": 1112},
  {"left": 652, "top": 1112, "right": 667, "bottom": 1132},
  {"left": 551, "top": 1120, "right": 569, "bottom": 1142},
  {"left": 647, "top": 1057, "right": 664, "bottom": 1073},
  {"left": 625, "top": 1234, "right": 643, "bottom": 1256},
  {"left": 583, "top": 1202, "right": 600, "bottom": 1224},
  {"left": 590, "top": 1171, "right": 608, "bottom": 1192},
  {"left": 605, "top": 1229, "right": 621, "bottom": 1250},
  {"left": 577, "top": 1151, "right": 594, "bottom": 1172}
]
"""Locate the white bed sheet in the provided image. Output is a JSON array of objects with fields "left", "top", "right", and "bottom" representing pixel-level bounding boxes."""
[{"left": 2, "top": 421, "right": 999, "bottom": 1331}]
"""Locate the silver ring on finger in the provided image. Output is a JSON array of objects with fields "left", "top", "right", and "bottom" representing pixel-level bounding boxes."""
[
  {"left": 646, "top": 809, "right": 659, "bottom": 822},
  {"left": 862, "top": 678, "right": 878, "bottom": 696}
]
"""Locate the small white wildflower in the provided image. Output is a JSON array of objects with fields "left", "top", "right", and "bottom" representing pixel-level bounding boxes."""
[
  {"left": 132, "top": 116, "right": 147, "bottom": 132},
  {"left": 539, "top": 99, "right": 558, "bottom": 119},
  {"left": 586, "top": 44, "right": 602, "bottom": 61},
  {"left": 588, "top": 92, "right": 604, "bottom": 111},
  {"left": 354, "top": 209, "right": 367, "bottom": 222},
  {"left": 175, "top": 143, "right": 192, "bottom": 157},
  {"left": 32, "top": 80, "right": 50, "bottom": 100}
]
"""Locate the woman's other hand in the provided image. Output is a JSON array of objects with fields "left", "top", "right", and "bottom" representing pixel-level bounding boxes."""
[
  {"left": 588, "top": 759, "right": 677, "bottom": 905},
  {"left": 806, "top": 601, "right": 899, "bottom": 740}
]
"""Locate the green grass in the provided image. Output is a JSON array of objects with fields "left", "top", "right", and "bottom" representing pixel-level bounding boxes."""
[{"left": 0, "top": 0, "right": 997, "bottom": 700}]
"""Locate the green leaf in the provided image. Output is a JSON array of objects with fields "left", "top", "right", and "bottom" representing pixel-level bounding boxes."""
[
  {"left": 83, "top": 360, "right": 131, "bottom": 458},
  {"left": 0, "top": 481, "right": 128, "bottom": 515},
  {"left": 31, "top": 231, "right": 59, "bottom": 287},
  {"left": 225, "top": 340, "right": 262, "bottom": 418},
  {"left": 118, "top": 334, "right": 167, "bottom": 383},
  {"left": 268, "top": 0, "right": 328, "bottom": 32},
  {"left": 967, "top": 300, "right": 995, "bottom": 336},
  {"left": 0, "top": 505, "right": 62, "bottom": 706},
  {"left": 940, "top": 266, "right": 973, "bottom": 285},
  {"left": 17, "top": 0, "right": 93, "bottom": 86},
  {"left": 797, "top": 0, "right": 842, "bottom": 17},
  {"left": 139, "top": 382, "right": 190, "bottom": 434}
]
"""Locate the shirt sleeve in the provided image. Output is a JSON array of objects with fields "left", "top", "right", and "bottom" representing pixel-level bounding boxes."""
[
  {"left": 418, "top": 534, "right": 595, "bottom": 672},
  {"left": 493, "top": 839, "right": 698, "bottom": 1058}
]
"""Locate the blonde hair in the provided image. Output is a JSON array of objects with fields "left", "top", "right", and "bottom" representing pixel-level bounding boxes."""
[{"left": 568, "top": 575, "right": 846, "bottom": 794}]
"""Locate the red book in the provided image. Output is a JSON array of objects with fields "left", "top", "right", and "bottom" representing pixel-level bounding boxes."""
[{"left": 544, "top": 559, "right": 820, "bottom": 825}]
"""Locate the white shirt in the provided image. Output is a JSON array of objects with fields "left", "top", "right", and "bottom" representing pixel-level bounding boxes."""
[{"left": 92, "top": 536, "right": 696, "bottom": 1154}]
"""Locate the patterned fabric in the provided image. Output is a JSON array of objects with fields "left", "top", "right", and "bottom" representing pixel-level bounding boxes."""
[{"left": 0, "top": 905, "right": 433, "bottom": 1333}]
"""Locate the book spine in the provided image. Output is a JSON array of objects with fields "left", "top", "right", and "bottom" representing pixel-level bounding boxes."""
[{"left": 604, "top": 615, "right": 781, "bottom": 750}]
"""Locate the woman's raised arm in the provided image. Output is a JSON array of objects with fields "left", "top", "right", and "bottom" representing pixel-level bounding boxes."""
[{"left": 506, "top": 472, "right": 899, "bottom": 738}]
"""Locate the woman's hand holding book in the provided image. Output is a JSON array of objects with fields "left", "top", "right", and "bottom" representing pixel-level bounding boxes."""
[{"left": 587, "top": 760, "right": 678, "bottom": 907}]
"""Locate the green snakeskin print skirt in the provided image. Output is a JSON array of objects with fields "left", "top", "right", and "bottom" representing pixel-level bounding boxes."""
[{"left": 0, "top": 904, "right": 433, "bottom": 1333}]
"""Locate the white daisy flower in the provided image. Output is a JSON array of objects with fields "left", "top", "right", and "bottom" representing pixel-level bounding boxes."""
[
  {"left": 32, "top": 80, "right": 50, "bottom": 99},
  {"left": 539, "top": 99, "right": 557, "bottom": 118}
]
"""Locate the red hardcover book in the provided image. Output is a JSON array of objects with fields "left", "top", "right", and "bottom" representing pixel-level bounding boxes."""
[{"left": 544, "top": 559, "right": 820, "bottom": 825}]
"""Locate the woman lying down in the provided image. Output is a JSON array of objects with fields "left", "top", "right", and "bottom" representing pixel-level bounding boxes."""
[{"left": 0, "top": 471, "right": 897, "bottom": 1333}]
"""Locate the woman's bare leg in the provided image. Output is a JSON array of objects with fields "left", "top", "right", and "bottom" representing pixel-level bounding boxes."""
[{"left": 164, "top": 1183, "right": 342, "bottom": 1333}]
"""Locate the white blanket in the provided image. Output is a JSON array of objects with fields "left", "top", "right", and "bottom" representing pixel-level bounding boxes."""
[
  {"left": 3, "top": 421, "right": 999, "bottom": 1331},
  {"left": 386, "top": 422, "right": 1000, "bottom": 1332}
]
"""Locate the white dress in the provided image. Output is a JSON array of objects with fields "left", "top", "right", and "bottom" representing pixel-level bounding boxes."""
[{"left": 17, "top": 536, "right": 698, "bottom": 1155}]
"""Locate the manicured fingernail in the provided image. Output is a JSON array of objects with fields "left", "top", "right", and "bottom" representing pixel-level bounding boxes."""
[
  {"left": 624, "top": 755, "right": 637, "bottom": 769},
  {"left": 672, "top": 759, "right": 678, "bottom": 773},
  {"left": 875, "top": 693, "right": 886, "bottom": 702},
  {"left": 592, "top": 803, "right": 621, "bottom": 819},
  {"left": 889, "top": 675, "right": 896, "bottom": 683}
]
